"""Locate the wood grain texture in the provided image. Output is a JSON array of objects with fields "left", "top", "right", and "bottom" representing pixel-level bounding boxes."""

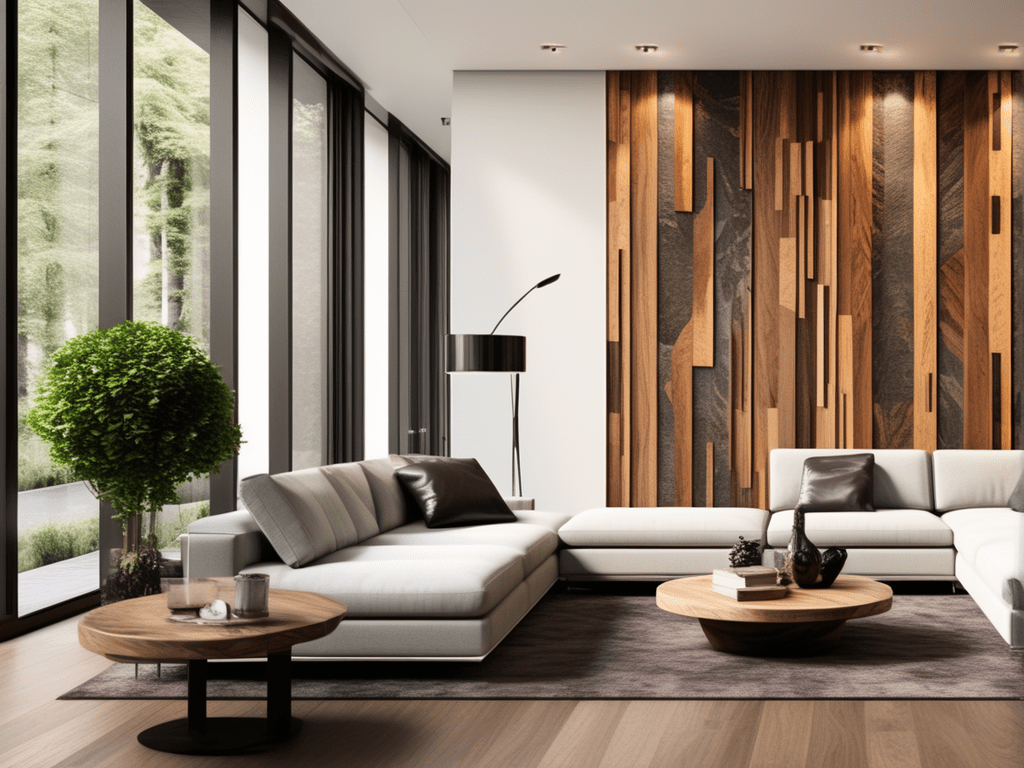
[
  {"left": 963, "top": 71, "right": 992, "bottom": 449},
  {"left": 778, "top": 236, "right": 797, "bottom": 447},
  {"left": 989, "top": 70, "right": 1012, "bottom": 449},
  {"left": 78, "top": 583, "right": 346, "bottom": 662},
  {"left": 817, "top": 284, "right": 829, "bottom": 407},
  {"left": 839, "top": 314, "right": 855, "bottom": 448},
  {"left": 630, "top": 70, "right": 659, "bottom": 504},
  {"left": 706, "top": 442, "right": 714, "bottom": 507},
  {"left": 914, "top": 71, "right": 938, "bottom": 451},
  {"left": 693, "top": 157, "right": 715, "bottom": 367},
  {"left": 674, "top": 72, "right": 694, "bottom": 212},
  {"left": 740, "top": 71, "right": 753, "bottom": 189},
  {"left": 656, "top": 575, "right": 892, "bottom": 624},
  {"left": 753, "top": 71, "right": 782, "bottom": 509},
  {"left": 666, "top": 322, "right": 693, "bottom": 505},
  {"left": 731, "top": 283, "right": 754, "bottom": 490},
  {"left": 607, "top": 72, "right": 631, "bottom": 506}
]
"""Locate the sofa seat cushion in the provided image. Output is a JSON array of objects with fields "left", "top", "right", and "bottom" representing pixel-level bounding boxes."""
[
  {"left": 558, "top": 507, "right": 769, "bottom": 548},
  {"left": 940, "top": 508, "right": 1022, "bottom": 565},
  {"left": 766, "top": 509, "right": 953, "bottom": 548},
  {"left": 366, "top": 520, "right": 559, "bottom": 575},
  {"left": 241, "top": 544, "right": 526, "bottom": 619}
]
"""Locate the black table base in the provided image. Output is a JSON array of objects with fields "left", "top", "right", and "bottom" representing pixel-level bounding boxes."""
[{"left": 137, "top": 652, "right": 299, "bottom": 755}]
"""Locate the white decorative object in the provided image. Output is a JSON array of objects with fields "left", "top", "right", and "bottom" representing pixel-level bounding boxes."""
[{"left": 199, "top": 599, "right": 229, "bottom": 621}]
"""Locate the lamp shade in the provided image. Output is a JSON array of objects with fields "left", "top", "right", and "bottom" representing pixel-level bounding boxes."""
[{"left": 445, "top": 334, "right": 526, "bottom": 373}]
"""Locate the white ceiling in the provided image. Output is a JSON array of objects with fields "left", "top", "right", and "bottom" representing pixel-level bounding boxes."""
[{"left": 282, "top": 0, "right": 1024, "bottom": 162}]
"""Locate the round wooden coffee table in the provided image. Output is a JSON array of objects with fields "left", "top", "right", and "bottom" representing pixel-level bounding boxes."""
[
  {"left": 656, "top": 574, "right": 892, "bottom": 655},
  {"left": 79, "top": 579, "right": 346, "bottom": 755}
]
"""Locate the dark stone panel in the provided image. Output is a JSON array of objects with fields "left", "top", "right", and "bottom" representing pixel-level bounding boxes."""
[
  {"left": 871, "top": 73, "right": 915, "bottom": 449},
  {"left": 692, "top": 71, "right": 747, "bottom": 507},
  {"left": 657, "top": 72, "right": 691, "bottom": 505},
  {"left": 937, "top": 71, "right": 965, "bottom": 449},
  {"left": 1013, "top": 71, "right": 1023, "bottom": 449}
]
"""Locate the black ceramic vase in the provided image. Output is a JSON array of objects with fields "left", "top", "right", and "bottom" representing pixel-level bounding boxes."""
[
  {"left": 786, "top": 506, "right": 822, "bottom": 588},
  {"left": 805, "top": 547, "right": 848, "bottom": 589}
]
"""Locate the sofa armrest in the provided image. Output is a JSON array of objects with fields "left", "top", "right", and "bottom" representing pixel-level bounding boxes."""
[{"left": 180, "top": 510, "right": 273, "bottom": 578}]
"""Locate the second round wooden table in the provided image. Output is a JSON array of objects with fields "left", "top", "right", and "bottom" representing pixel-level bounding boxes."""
[{"left": 656, "top": 574, "right": 892, "bottom": 655}]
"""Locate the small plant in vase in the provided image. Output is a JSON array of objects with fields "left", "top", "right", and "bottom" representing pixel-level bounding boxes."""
[
  {"left": 728, "top": 536, "right": 763, "bottom": 568},
  {"left": 27, "top": 321, "right": 242, "bottom": 602}
]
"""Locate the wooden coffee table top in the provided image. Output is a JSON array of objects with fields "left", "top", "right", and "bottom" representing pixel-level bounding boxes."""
[
  {"left": 79, "top": 579, "right": 347, "bottom": 663},
  {"left": 657, "top": 574, "right": 892, "bottom": 625}
]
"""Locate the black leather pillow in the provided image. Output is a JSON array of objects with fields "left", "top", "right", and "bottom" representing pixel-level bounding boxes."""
[
  {"left": 1008, "top": 465, "right": 1024, "bottom": 513},
  {"left": 394, "top": 457, "right": 517, "bottom": 528},
  {"left": 796, "top": 454, "right": 875, "bottom": 512}
]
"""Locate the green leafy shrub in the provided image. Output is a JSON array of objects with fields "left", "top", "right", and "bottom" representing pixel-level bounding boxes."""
[
  {"left": 18, "top": 517, "right": 100, "bottom": 572},
  {"left": 155, "top": 501, "right": 209, "bottom": 550},
  {"left": 25, "top": 321, "right": 242, "bottom": 551}
]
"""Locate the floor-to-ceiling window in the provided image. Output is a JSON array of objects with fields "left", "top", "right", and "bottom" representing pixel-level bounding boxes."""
[
  {"left": 15, "top": 0, "right": 100, "bottom": 616},
  {"left": 131, "top": 0, "right": 211, "bottom": 544},
  {"left": 363, "top": 111, "right": 389, "bottom": 458},
  {"left": 290, "top": 52, "right": 328, "bottom": 471}
]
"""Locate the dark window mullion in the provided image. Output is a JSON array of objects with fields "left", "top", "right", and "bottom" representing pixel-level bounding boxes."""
[
  {"left": 2, "top": 0, "right": 16, "bottom": 623},
  {"left": 209, "top": 0, "right": 238, "bottom": 513}
]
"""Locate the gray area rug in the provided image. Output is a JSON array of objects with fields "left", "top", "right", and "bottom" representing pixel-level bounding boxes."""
[{"left": 61, "top": 592, "right": 1024, "bottom": 700}]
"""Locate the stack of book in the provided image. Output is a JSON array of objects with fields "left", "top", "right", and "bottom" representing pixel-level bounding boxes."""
[{"left": 711, "top": 566, "right": 786, "bottom": 601}]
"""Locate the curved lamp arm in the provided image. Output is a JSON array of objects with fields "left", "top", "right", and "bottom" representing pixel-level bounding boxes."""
[{"left": 490, "top": 274, "right": 561, "bottom": 335}]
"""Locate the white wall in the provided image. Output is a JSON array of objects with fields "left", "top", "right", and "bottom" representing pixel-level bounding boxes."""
[{"left": 450, "top": 71, "right": 606, "bottom": 513}]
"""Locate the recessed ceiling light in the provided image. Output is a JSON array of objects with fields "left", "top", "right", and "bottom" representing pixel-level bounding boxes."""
[
  {"left": 860, "top": 44, "right": 883, "bottom": 53},
  {"left": 540, "top": 45, "right": 565, "bottom": 54},
  {"left": 635, "top": 45, "right": 658, "bottom": 54},
  {"left": 998, "top": 44, "right": 1019, "bottom": 55},
  {"left": 441, "top": 117, "right": 450, "bottom": 126}
]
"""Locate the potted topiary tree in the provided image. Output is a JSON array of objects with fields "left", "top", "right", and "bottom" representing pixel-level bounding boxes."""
[{"left": 26, "top": 320, "right": 242, "bottom": 602}]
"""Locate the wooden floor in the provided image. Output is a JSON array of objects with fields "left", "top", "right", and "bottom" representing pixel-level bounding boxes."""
[{"left": 2, "top": 616, "right": 1023, "bottom": 768}]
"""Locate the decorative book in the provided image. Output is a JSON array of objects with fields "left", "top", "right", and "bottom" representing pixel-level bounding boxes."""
[
  {"left": 712, "top": 565, "right": 779, "bottom": 588},
  {"left": 711, "top": 583, "right": 788, "bottom": 601}
]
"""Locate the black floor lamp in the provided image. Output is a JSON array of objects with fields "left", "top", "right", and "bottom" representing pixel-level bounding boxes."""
[{"left": 445, "top": 274, "right": 561, "bottom": 497}]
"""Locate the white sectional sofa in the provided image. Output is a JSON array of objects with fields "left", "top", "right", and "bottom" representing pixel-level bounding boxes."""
[{"left": 181, "top": 457, "right": 572, "bottom": 660}]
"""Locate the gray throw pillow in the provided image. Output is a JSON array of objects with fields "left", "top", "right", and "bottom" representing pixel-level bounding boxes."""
[
  {"left": 394, "top": 457, "right": 517, "bottom": 528},
  {"left": 797, "top": 453, "right": 875, "bottom": 512}
]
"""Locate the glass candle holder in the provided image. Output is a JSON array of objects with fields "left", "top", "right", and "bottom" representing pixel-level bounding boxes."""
[
  {"left": 161, "top": 577, "right": 219, "bottom": 612},
  {"left": 233, "top": 573, "right": 270, "bottom": 618}
]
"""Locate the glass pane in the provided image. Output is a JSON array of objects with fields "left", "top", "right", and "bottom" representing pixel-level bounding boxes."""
[
  {"left": 17, "top": 0, "right": 100, "bottom": 615},
  {"left": 363, "top": 113, "right": 389, "bottom": 458},
  {"left": 132, "top": 0, "right": 211, "bottom": 545},
  {"left": 291, "top": 54, "right": 328, "bottom": 470},
  {"left": 236, "top": 9, "right": 269, "bottom": 494}
]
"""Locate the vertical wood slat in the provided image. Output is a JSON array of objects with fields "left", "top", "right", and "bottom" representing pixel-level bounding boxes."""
[
  {"left": 817, "top": 284, "right": 828, "bottom": 407},
  {"left": 706, "top": 442, "right": 714, "bottom": 507},
  {"left": 805, "top": 141, "right": 816, "bottom": 279},
  {"left": 667, "top": 323, "right": 693, "bottom": 505},
  {"left": 693, "top": 157, "right": 715, "bottom": 367},
  {"left": 838, "top": 314, "right": 855, "bottom": 448},
  {"left": 630, "top": 71, "right": 659, "bottom": 505},
  {"left": 607, "top": 72, "right": 632, "bottom": 506},
  {"left": 989, "top": 70, "right": 1012, "bottom": 449},
  {"left": 740, "top": 72, "right": 753, "bottom": 190},
  {"left": 674, "top": 72, "right": 694, "bottom": 213},
  {"left": 964, "top": 71, "right": 992, "bottom": 449},
  {"left": 779, "top": 237, "right": 797, "bottom": 448},
  {"left": 913, "top": 71, "right": 938, "bottom": 452},
  {"left": 798, "top": 199, "right": 807, "bottom": 319}
]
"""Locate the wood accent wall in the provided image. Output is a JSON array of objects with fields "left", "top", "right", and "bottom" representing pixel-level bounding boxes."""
[{"left": 607, "top": 70, "right": 1020, "bottom": 510}]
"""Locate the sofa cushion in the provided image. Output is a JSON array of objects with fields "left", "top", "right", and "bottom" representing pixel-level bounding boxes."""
[
  {"left": 359, "top": 457, "right": 415, "bottom": 532},
  {"left": 796, "top": 454, "right": 874, "bottom": 512},
  {"left": 769, "top": 449, "right": 932, "bottom": 513},
  {"left": 367, "top": 519, "right": 559, "bottom": 575},
  {"left": 240, "top": 469, "right": 359, "bottom": 567},
  {"left": 241, "top": 543, "right": 526, "bottom": 619},
  {"left": 395, "top": 457, "right": 517, "bottom": 528},
  {"left": 766, "top": 509, "right": 953, "bottom": 548},
  {"left": 558, "top": 507, "right": 769, "bottom": 548},
  {"left": 320, "top": 463, "right": 380, "bottom": 541},
  {"left": 933, "top": 450, "right": 1024, "bottom": 512},
  {"left": 1010, "top": 470, "right": 1024, "bottom": 514},
  {"left": 940, "top": 508, "right": 1022, "bottom": 564}
]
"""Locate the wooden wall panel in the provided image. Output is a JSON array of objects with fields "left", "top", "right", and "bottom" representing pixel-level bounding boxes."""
[
  {"left": 990, "top": 71, "right": 1012, "bottom": 449},
  {"left": 963, "top": 72, "right": 992, "bottom": 449},
  {"left": 674, "top": 72, "right": 694, "bottom": 213},
  {"left": 1013, "top": 71, "right": 1024, "bottom": 450},
  {"left": 693, "top": 158, "right": 715, "bottom": 367},
  {"left": 914, "top": 71, "right": 938, "bottom": 452},
  {"left": 629, "top": 71, "right": 659, "bottom": 505},
  {"left": 740, "top": 72, "right": 753, "bottom": 190}
]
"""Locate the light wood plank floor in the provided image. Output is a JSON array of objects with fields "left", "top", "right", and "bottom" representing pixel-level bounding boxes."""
[{"left": 2, "top": 615, "right": 1022, "bottom": 768}]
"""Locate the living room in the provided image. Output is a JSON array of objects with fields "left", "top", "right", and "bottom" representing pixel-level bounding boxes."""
[{"left": 2, "top": 0, "right": 1024, "bottom": 766}]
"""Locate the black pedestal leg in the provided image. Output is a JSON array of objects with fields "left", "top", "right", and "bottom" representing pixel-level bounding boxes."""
[
  {"left": 267, "top": 652, "right": 291, "bottom": 741},
  {"left": 186, "top": 659, "right": 208, "bottom": 734}
]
